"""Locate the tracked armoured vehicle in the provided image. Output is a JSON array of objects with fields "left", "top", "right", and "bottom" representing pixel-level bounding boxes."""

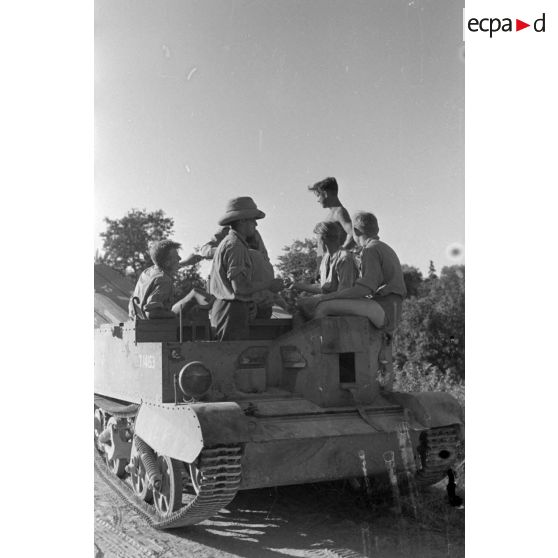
[{"left": 94, "top": 312, "right": 464, "bottom": 529}]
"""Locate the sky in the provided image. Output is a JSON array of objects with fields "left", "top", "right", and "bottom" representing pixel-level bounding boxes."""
[{"left": 95, "top": 0, "right": 464, "bottom": 275}]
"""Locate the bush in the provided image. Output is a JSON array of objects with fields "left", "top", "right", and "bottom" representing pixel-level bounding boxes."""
[
  {"left": 394, "top": 266, "right": 465, "bottom": 379},
  {"left": 393, "top": 361, "right": 464, "bottom": 408}
]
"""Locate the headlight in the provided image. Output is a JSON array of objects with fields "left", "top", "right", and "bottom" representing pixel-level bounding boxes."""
[{"left": 178, "top": 361, "right": 212, "bottom": 398}]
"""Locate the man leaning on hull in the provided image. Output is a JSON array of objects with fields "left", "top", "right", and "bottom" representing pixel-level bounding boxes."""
[
  {"left": 129, "top": 240, "right": 213, "bottom": 320},
  {"left": 209, "top": 197, "right": 284, "bottom": 341}
]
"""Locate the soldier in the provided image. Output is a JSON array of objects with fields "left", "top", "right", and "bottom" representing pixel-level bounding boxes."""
[
  {"left": 305, "top": 211, "right": 406, "bottom": 387},
  {"left": 292, "top": 221, "right": 359, "bottom": 296},
  {"left": 308, "top": 177, "right": 355, "bottom": 250},
  {"left": 209, "top": 197, "right": 284, "bottom": 340},
  {"left": 308, "top": 211, "right": 406, "bottom": 332},
  {"left": 129, "top": 240, "right": 212, "bottom": 320},
  {"left": 188, "top": 217, "right": 275, "bottom": 318}
]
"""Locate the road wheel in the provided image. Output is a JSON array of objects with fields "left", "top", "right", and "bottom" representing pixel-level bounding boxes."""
[
  {"left": 130, "top": 442, "right": 153, "bottom": 503},
  {"left": 153, "top": 456, "right": 183, "bottom": 517}
]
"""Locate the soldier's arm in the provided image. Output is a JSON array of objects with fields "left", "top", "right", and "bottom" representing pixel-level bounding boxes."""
[
  {"left": 318, "top": 283, "right": 372, "bottom": 302},
  {"left": 231, "top": 273, "right": 284, "bottom": 296},
  {"left": 179, "top": 253, "right": 203, "bottom": 267},
  {"left": 225, "top": 243, "right": 283, "bottom": 296},
  {"left": 291, "top": 282, "right": 323, "bottom": 294},
  {"left": 198, "top": 227, "right": 230, "bottom": 259},
  {"left": 317, "top": 250, "right": 375, "bottom": 300}
]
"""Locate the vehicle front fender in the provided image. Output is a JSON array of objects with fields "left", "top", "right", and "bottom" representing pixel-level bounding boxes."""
[
  {"left": 134, "top": 401, "right": 251, "bottom": 463},
  {"left": 385, "top": 391, "right": 464, "bottom": 438}
]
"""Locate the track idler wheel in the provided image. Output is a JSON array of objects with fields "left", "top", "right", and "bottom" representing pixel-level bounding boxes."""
[
  {"left": 152, "top": 456, "right": 184, "bottom": 518},
  {"left": 95, "top": 411, "right": 131, "bottom": 478},
  {"left": 94, "top": 408, "right": 104, "bottom": 449}
]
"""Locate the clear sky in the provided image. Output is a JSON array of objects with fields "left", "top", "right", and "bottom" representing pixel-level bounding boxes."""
[{"left": 95, "top": 0, "right": 464, "bottom": 274}]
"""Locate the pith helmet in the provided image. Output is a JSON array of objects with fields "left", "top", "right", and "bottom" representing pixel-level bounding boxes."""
[{"left": 218, "top": 197, "right": 266, "bottom": 226}]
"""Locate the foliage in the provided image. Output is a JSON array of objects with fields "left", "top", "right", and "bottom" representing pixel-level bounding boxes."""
[
  {"left": 174, "top": 265, "right": 206, "bottom": 300},
  {"left": 401, "top": 264, "right": 424, "bottom": 297},
  {"left": 276, "top": 238, "right": 318, "bottom": 282},
  {"left": 100, "top": 209, "right": 175, "bottom": 281},
  {"left": 428, "top": 260, "right": 438, "bottom": 280},
  {"left": 275, "top": 238, "right": 319, "bottom": 312},
  {"left": 393, "top": 361, "right": 464, "bottom": 408},
  {"left": 393, "top": 265, "right": 465, "bottom": 378},
  {"left": 98, "top": 208, "right": 203, "bottom": 294}
]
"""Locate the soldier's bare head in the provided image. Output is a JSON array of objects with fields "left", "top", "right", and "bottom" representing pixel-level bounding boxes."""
[
  {"left": 149, "top": 239, "right": 182, "bottom": 273},
  {"left": 308, "top": 177, "right": 339, "bottom": 207},
  {"left": 308, "top": 177, "right": 338, "bottom": 196},
  {"left": 352, "top": 211, "right": 379, "bottom": 245}
]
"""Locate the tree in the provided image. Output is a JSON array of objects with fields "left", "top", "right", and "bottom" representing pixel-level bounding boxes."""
[
  {"left": 428, "top": 260, "right": 438, "bottom": 280},
  {"left": 401, "top": 264, "right": 424, "bottom": 297},
  {"left": 275, "top": 238, "right": 319, "bottom": 312},
  {"left": 100, "top": 209, "right": 175, "bottom": 281},
  {"left": 393, "top": 265, "right": 465, "bottom": 378},
  {"left": 174, "top": 265, "right": 206, "bottom": 300},
  {"left": 276, "top": 238, "right": 318, "bottom": 283},
  {"left": 98, "top": 208, "right": 204, "bottom": 294}
]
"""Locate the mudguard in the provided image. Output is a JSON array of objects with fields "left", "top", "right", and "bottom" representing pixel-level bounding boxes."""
[
  {"left": 385, "top": 391, "right": 464, "bottom": 437},
  {"left": 190, "top": 402, "right": 252, "bottom": 446},
  {"left": 134, "top": 402, "right": 204, "bottom": 463},
  {"left": 134, "top": 401, "right": 251, "bottom": 463}
]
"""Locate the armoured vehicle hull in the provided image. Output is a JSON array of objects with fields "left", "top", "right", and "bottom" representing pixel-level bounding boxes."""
[{"left": 94, "top": 315, "right": 463, "bottom": 529}]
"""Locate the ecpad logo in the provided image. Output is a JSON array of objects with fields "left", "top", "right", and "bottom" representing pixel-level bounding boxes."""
[{"left": 468, "top": 13, "right": 546, "bottom": 38}]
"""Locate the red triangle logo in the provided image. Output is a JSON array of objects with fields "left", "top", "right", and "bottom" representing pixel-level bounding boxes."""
[{"left": 516, "top": 19, "right": 530, "bottom": 31}]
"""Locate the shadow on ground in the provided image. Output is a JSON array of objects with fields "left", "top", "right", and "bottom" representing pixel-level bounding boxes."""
[
  {"left": 95, "top": 466, "right": 464, "bottom": 558},
  {"left": 171, "top": 482, "right": 464, "bottom": 558}
]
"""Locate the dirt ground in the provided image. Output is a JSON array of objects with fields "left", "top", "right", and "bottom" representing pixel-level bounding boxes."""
[{"left": 94, "top": 468, "right": 464, "bottom": 558}]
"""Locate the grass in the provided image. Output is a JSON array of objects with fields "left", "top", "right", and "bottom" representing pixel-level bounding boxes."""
[{"left": 393, "top": 361, "right": 465, "bottom": 409}]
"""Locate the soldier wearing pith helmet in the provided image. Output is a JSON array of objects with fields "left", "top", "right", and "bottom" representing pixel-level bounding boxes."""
[{"left": 209, "top": 197, "right": 284, "bottom": 340}]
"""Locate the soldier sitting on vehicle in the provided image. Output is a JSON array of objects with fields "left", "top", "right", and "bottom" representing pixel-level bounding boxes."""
[
  {"left": 292, "top": 221, "right": 359, "bottom": 296},
  {"left": 301, "top": 211, "right": 406, "bottom": 387},
  {"left": 300, "top": 211, "right": 406, "bottom": 331},
  {"left": 129, "top": 239, "right": 213, "bottom": 320}
]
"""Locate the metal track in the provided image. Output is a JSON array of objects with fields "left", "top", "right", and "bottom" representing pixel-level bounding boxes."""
[
  {"left": 415, "top": 425, "right": 460, "bottom": 485},
  {"left": 95, "top": 443, "right": 243, "bottom": 530}
]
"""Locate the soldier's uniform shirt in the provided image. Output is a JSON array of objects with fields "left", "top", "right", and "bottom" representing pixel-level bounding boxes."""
[
  {"left": 356, "top": 237, "right": 406, "bottom": 333},
  {"left": 209, "top": 230, "right": 253, "bottom": 340},
  {"left": 319, "top": 249, "right": 359, "bottom": 293},
  {"left": 129, "top": 265, "right": 173, "bottom": 318},
  {"left": 356, "top": 238, "right": 406, "bottom": 297},
  {"left": 209, "top": 230, "right": 253, "bottom": 301}
]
